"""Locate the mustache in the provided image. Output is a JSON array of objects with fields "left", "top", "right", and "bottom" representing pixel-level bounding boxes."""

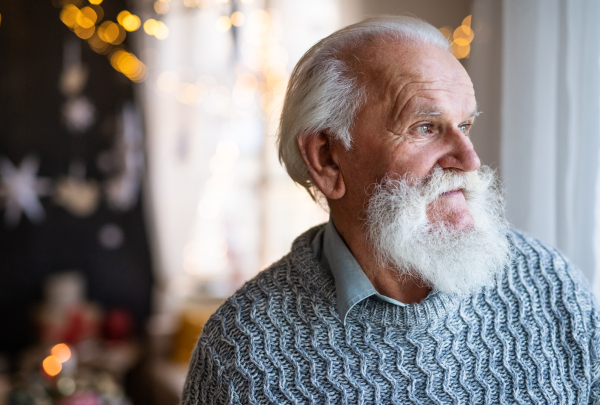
[{"left": 370, "top": 165, "right": 478, "bottom": 204}]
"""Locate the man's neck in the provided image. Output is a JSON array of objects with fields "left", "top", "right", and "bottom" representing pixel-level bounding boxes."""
[{"left": 330, "top": 214, "right": 431, "bottom": 305}]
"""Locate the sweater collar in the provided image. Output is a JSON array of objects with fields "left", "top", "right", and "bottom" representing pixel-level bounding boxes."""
[
  {"left": 297, "top": 223, "right": 458, "bottom": 328},
  {"left": 311, "top": 220, "right": 417, "bottom": 325}
]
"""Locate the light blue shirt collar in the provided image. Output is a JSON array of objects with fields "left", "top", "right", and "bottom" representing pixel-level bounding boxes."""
[{"left": 311, "top": 220, "right": 411, "bottom": 325}]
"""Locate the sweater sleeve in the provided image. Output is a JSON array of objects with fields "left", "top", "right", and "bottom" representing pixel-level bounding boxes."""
[
  {"left": 180, "top": 336, "right": 230, "bottom": 405},
  {"left": 589, "top": 303, "right": 600, "bottom": 405}
]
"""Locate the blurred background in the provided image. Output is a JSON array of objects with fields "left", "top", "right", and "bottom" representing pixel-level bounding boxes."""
[{"left": 1, "top": 0, "right": 599, "bottom": 403}]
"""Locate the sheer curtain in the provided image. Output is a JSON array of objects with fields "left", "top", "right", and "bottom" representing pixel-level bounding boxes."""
[{"left": 472, "top": 0, "right": 600, "bottom": 294}]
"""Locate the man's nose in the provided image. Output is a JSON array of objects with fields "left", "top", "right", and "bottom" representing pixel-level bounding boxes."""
[{"left": 437, "top": 127, "right": 481, "bottom": 172}]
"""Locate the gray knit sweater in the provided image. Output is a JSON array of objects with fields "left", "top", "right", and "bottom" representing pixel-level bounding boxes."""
[{"left": 181, "top": 226, "right": 600, "bottom": 404}]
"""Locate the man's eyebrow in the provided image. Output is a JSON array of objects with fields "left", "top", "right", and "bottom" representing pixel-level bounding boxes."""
[
  {"left": 414, "top": 108, "right": 443, "bottom": 116},
  {"left": 412, "top": 108, "right": 482, "bottom": 118},
  {"left": 469, "top": 108, "right": 482, "bottom": 118}
]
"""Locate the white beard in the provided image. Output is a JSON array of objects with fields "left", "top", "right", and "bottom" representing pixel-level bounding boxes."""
[{"left": 363, "top": 165, "right": 511, "bottom": 296}]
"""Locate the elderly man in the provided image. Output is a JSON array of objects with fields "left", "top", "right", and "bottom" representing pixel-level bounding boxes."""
[{"left": 181, "top": 16, "right": 600, "bottom": 404}]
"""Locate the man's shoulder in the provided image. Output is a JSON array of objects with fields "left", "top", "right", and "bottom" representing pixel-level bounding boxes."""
[{"left": 200, "top": 224, "right": 335, "bottom": 345}]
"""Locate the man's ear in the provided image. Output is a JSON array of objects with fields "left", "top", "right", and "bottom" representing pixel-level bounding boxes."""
[{"left": 297, "top": 131, "right": 346, "bottom": 200}]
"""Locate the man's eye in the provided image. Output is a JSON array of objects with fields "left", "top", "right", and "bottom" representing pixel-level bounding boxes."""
[
  {"left": 459, "top": 124, "right": 472, "bottom": 134},
  {"left": 415, "top": 124, "right": 433, "bottom": 135}
]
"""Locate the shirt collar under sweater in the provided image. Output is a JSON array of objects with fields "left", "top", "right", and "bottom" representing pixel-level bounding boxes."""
[{"left": 311, "top": 220, "right": 439, "bottom": 325}]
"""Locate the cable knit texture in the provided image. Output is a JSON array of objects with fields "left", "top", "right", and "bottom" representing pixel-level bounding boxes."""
[{"left": 181, "top": 226, "right": 600, "bottom": 404}]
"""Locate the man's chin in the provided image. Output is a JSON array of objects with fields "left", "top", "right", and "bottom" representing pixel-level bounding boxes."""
[{"left": 426, "top": 209, "right": 476, "bottom": 232}]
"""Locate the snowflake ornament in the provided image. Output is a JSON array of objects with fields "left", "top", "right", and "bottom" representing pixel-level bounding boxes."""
[
  {"left": 62, "top": 96, "right": 96, "bottom": 133},
  {"left": 0, "top": 155, "right": 51, "bottom": 227}
]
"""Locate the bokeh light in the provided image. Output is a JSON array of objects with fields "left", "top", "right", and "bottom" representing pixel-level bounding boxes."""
[
  {"left": 231, "top": 12, "right": 245, "bottom": 27},
  {"left": 451, "top": 41, "right": 470, "bottom": 59},
  {"left": 157, "top": 71, "right": 179, "bottom": 93},
  {"left": 51, "top": 343, "right": 72, "bottom": 363},
  {"left": 89, "top": 5, "right": 104, "bottom": 22},
  {"left": 42, "top": 355, "right": 62, "bottom": 377},
  {"left": 88, "top": 0, "right": 103, "bottom": 4},
  {"left": 98, "top": 21, "right": 121, "bottom": 44},
  {"left": 463, "top": 15, "right": 472, "bottom": 28},
  {"left": 453, "top": 25, "right": 474, "bottom": 46},
  {"left": 215, "top": 16, "right": 232, "bottom": 32},
  {"left": 440, "top": 15, "right": 474, "bottom": 60},
  {"left": 183, "top": 0, "right": 198, "bottom": 7},
  {"left": 110, "top": 49, "right": 148, "bottom": 82},
  {"left": 248, "top": 10, "right": 270, "bottom": 32},
  {"left": 88, "top": 33, "right": 110, "bottom": 54},
  {"left": 438, "top": 26, "right": 453, "bottom": 42},
  {"left": 122, "top": 15, "right": 141, "bottom": 32},
  {"left": 60, "top": 5, "right": 79, "bottom": 28},
  {"left": 155, "top": 21, "right": 169, "bottom": 40},
  {"left": 117, "top": 10, "right": 130, "bottom": 26},
  {"left": 75, "top": 25, "right": 95, "bottom": 39},
  {"left": 76, "top": 7, "right": 97, "bottom": 29},
  {"left": 154, "top": 1, "right": 169, "bottom": 14},
  {"left": 144, "top": 19, "right": 158, "bottom": 35}
]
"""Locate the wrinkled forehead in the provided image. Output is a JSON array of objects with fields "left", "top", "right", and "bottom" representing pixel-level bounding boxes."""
[{"left": 355, "top": 40, "right": 475, "bottom": 107}]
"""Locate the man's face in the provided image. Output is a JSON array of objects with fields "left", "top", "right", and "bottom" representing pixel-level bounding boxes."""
[{"left": 338, "top": 40, "right": 480, "bottom": 230}]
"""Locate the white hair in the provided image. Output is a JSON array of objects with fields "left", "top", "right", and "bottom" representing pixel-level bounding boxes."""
[
  {"left": 277, "top": 16, "right": 452, "bottom": 197},
  {"left": 364, "top": 165, "right": 511, "bottom": 296}
]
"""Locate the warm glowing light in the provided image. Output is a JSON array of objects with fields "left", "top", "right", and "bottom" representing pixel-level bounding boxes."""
[
  {"left": 42, "top": 355, "right": 62, "bottom": 377},
  {"left": 154, "top": 1, "right": 169, "bottom": 14},
  {"left": 177, "top": 83, "right": 201, "bottom": 104},
  {"left": 215, "top": 16, "right": 232, "bottom": 32},
  {"left": 89, "top": 5, "right": 104, "bottom": 22},
  {"left": 248, "top": 10, "right": 270, "bottom": 31},
  {"left": 117, "top": 10, "right": 131, "bottom": 25},
  {"left": 154, "top": 21, "right": 169, "bottom": 40},
  {"left": 463, "top": 15, "right": 472, "bottom": 28},
  {"left": 231, "top": 11, "right": 245, "bottom": 27},
  {"left": 60, "top": 5, "right": 79, "bottom": 28},
  {"left": 122, "top": 15, "right": 141, "bottom": 31},
  {"left": 237, "top": 73, "right": 258, "bottom": 89},
  {"left": 438, "top": 26, "right": 453, "bottom": 42},
  {"left": 0, "top": 13, "right": 2, "bottom": 27},
  {"left": 453, "top": 25, "right": 474, "bottom": 47},
  {"left": 143, "top": 19, "right": 158, "bottom": 35},
  {"left": 110, "top": 50, "right": 147, "bottom": 82},
  {"left": 217, "top": 0, "right": 229, "bottom": 3},
  {"left": 76, "top": 7, "right": 97, "bottom": 29},
  {"left": 451, "top": 41, "right": 470, "bottom": 59},
  {"left": 75, "top": 25, "right": 95, "bottom": 39},
  {"left": 88, "top": 34, "right": 110, "bottom": 54},
  {"left": 89, "top": 0, "right": 103, "bottom": 4},
  {"left": 98, "top": 21, "right": 120, "bottom": 43},
  {"left": 157, "top": 71, "right": 179, "bottom": 92},
  {"left": 51, "top": 344, "right": 72, "bottom": 363},
  {"left": 183, "top": 0, "right": 197, "bottom": 7}
]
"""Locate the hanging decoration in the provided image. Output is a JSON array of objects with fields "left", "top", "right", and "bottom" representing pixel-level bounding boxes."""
[
  {"left": 62, "top": 96, "right": 96, "bottom": 133},
  {"left": 53, "top": 161, "right": 100, "bottom": 217},
  {"left": 102, "top": 104, "right": 144, "bottom": 211},
  {"left": 60, "top": 39, "right": 96, "bottom": 134},
  {"left": 0, "top": 155, "right": 52, "bottom": 227}
]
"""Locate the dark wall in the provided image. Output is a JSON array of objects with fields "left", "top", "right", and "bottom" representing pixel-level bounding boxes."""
[{"left": 0, "top": 0, "right": 153, "bottom": 354}]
